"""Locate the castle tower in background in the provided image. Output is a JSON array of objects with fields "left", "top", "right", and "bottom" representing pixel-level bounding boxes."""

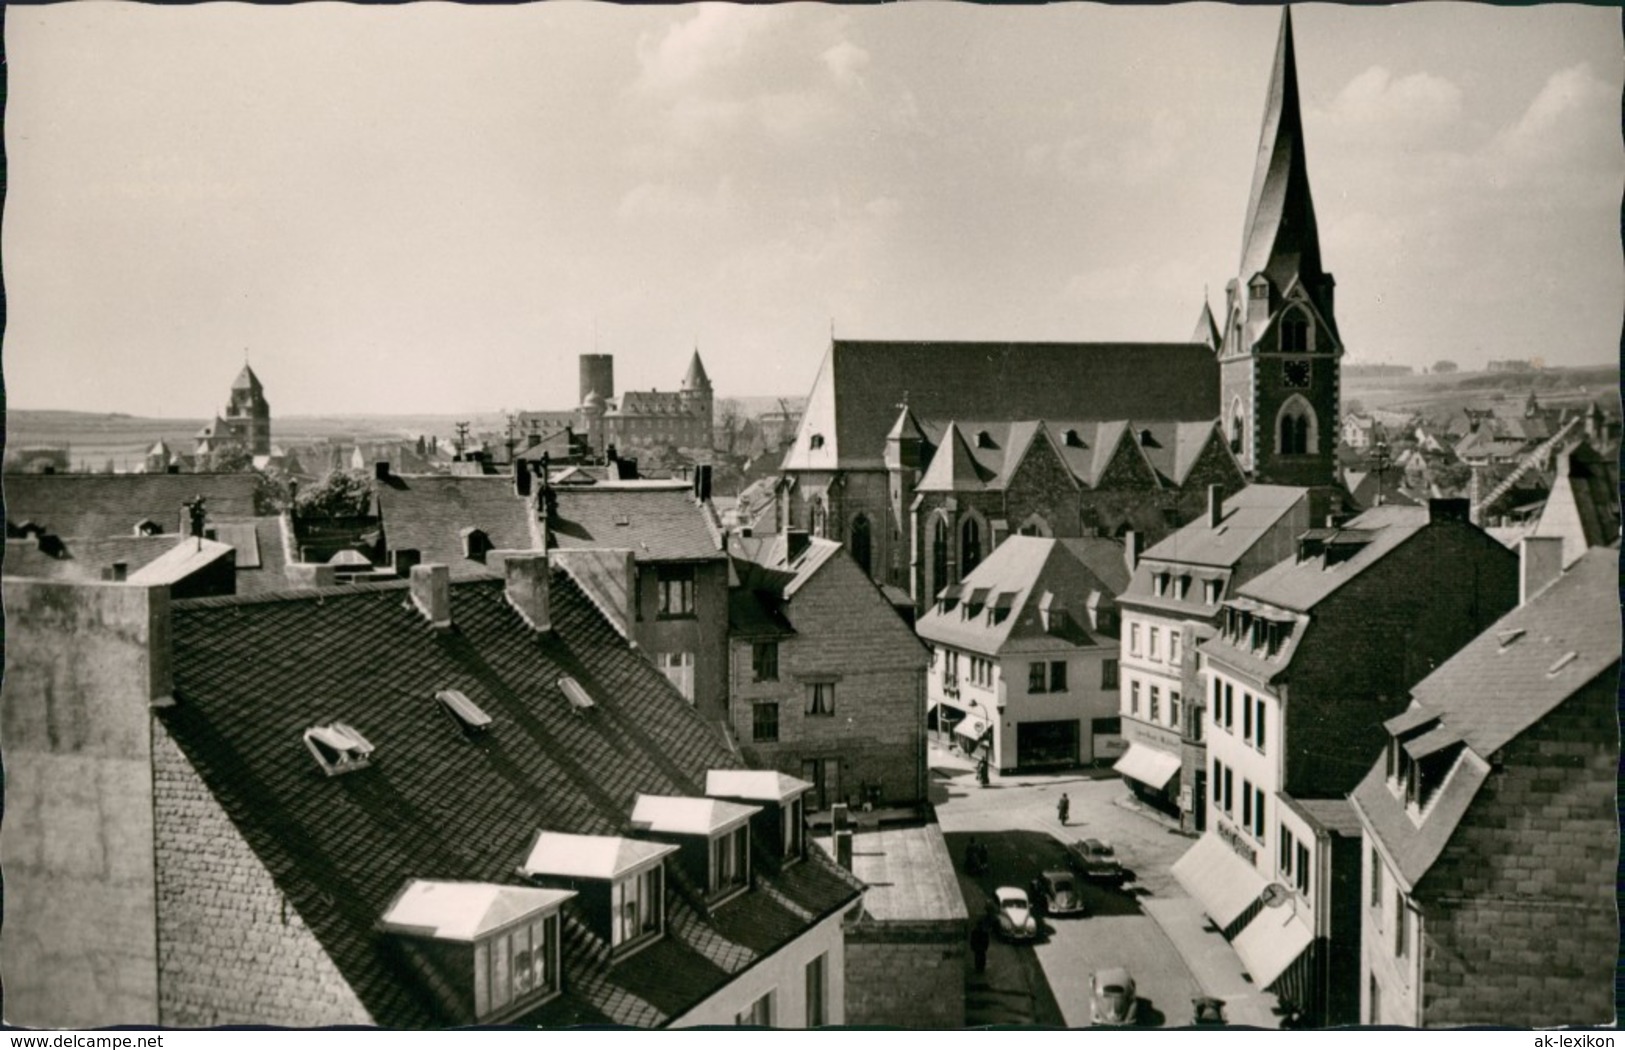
[
  {"left": 224, "top": 364, "right": 272, "bottom": 456},
  {"left": 573, "top": 350, "right": 714, "bottom": 458},
  {"left": 1217, "top": 8, "right": 1341, "bottom": 493}
]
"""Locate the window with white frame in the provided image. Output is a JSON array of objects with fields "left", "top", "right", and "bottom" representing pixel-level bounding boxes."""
[
  {"left": 1170, "top": 632, "right": 1181, "bottom": 665},
  {"left": 1149, "top": 627, "right": 1161, "bottom": 660},
  {"left": 473, "top": 913, "right": 559, "bottom": 1019},
  {"left": 612, "top": 865, "right": 664, "bottom": 949},
  {"left": 710, "top": 825, "right": 750, "bottom": 897},
  {"left": 806, "top": 954, "right": 828, "bottom": 1027},
  {"left": 657, "top": 651, "right": 695, "bottom": 703},
  {"left": 806, "top": 681, "right": 836, "bottom": 717},
  {"left": 657, "top": 566, "right": 696, "bottom": 618},
  {"left": 1129, "top": 623, "right": 1141, "bottom": 655},
  {"left": 1129, "top": 680, "right": 1140, "bottom": 715},
  {"left": 1149, "top": 686, "right": 1161, "bottom": 723},
  {"left": 1170, "top": 691, "right": 1181, "bottom": 728}
]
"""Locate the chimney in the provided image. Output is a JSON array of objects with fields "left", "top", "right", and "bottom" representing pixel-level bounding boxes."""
[
  {"left": 392, "top": 548, "right": 421, "bottom": 578},
  {"left": 785, "top": 527, "right": 811, "bottom": 563},
  {"left": 375, "top": 461, "right": 390, "bottom": 481},
  {"left": 1207, "top": 484, "right": 1223, "bottom": 528},
  {"left": 1519, "top": 536, "right": 1564, "bottom": 605},
  {"left": 696, "top": 465, "right": 713, "bottom": 503},
  {"left": 836, "top": 828, "right": 854, "bottom": 871},
  {"left": 514, "top": 457, "right": 532, "bottom": 498},
  {"left": 166, "top": 464, "right": 180, "bottom": 475},
  {"left": 410, "top": 563, "right": 452, "bottom": 629},
  {"left": 503, "top": 554, "right": 552, "bottom": 632},
  {"left": 1124, "top": 530, "right": 1140, "bottom": 572},
  {"left": 285, "top": 562, "right": 337, "bottom": 588},
  {"left": 1428, "top": 498, "right": 1470, "bottom": 525}
]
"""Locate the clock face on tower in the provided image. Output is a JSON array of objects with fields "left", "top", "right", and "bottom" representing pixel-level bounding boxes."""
[{"left": 1283, "top": 360, "right": 1312, "bottom": 388}]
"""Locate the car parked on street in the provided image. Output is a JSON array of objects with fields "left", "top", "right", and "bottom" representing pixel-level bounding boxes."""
[
  {"left": 1066, "top": 838, "right": 1126, "bottom": 884},
  {"left": 1192, "top": 996, "right": 1228, "bottom": 1026},
  {"left": 1031, "top": 870, "right": 1087, "bottom": 917},
  {"left": 988, "top": 886, "right": 1039, "bottom": 942},
  {"left": 1090, "top": 967, "right": 1138, "bottom": 1026}
]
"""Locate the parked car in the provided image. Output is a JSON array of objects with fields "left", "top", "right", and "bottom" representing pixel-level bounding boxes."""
[
  {"left": 1192, "top": 996, "right": 1228, "bottom": 1026},
  {"left": 1067, "top": 838, "right": 1126, "bottom": 883},
  {"left": 1090, "top": 967, "right": 1138, "bottom": 1026},
  {"left": 988, "top": 886, "right": 1039, "bottom": 942},
  {"left": 1032, "top": 870, "right": 1087, "bottom": 917}
]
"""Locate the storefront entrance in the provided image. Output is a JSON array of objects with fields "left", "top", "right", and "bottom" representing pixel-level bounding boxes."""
[{"left": 1016, "top": 720, "right": 1080, "bottom": 769}]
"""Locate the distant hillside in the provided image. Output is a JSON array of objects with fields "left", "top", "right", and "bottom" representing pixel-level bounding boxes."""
[{"left": 1344, "top": 364, "right": 1620, "bottom": 421}]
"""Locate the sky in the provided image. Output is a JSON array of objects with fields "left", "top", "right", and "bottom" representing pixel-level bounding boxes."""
[{"left": 4, "top": 2, "right": 1621, "bottom": 417}]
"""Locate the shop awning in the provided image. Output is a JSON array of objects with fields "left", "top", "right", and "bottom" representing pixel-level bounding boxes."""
[
  {"left": 1232, "top": 905, "right": 1315, "bottom": 989},
  {"left": 954, "top": 716, "right": 988, "bottom": 743},
  {"left": 1113, "top": 743, "right": 1181, "bottom": 789},
  {"left": 1170, "top": 834, "right": 1268, "bottom": 929}
]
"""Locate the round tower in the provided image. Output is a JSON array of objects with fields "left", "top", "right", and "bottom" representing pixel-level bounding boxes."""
[{"left": 579, "top": 355, "right": 615, "bottom": 406}]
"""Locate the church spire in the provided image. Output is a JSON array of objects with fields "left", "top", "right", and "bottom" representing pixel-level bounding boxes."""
[{"left": 1237, "top": 7, "right": 1324, "bottom": 294}]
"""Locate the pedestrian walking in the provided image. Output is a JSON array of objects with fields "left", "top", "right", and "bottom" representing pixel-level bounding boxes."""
[
  {"left": 976, "top": 757, "right": 990, "bottom": 787},
  {"left": 970, "top": 918, "right": 990, "bottom": 973},
  {"left": 1057, "top": 792, "right": 1071, "bottom": 826}
]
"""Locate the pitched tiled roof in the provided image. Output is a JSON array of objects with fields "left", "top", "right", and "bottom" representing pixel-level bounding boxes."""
[
  {"left": 781, "top": 340, "right": 1220, "bottom": 472},
  {"left": 548, "top": 483, "right": 723, "bottom": 563},
  {"left": 373, "top": 475, "right": 540, "bottom": 579},
  {"left": 161, "top": 572, "right": 861, "bottom": 1028},
  {"left": 915, "top": 536, "right": 1124, "bottom": 655},
  {"left": 227, "top": 517, "right": 296, "bottom": 596},
  {"left": 1137, "top": 484, "right": 1310, "bottom": 571},
  {"left": 909, "top": 419, "right": 1228, "bottom": 493},
  {"left": 1533, "top": 441, "right": 1621, "bottom": 564},
  {"left": 1234, "top": 504, "right": 1428, "bottom": 612},
  {"left": 2, "top": 534, "right": 182, "bottom": 581},
  {"left": 1352, "top": 547, "right": 1618, "bottom": 890},
  {"left": 2, "top": 473, "right": 260, "bottom": 539}
]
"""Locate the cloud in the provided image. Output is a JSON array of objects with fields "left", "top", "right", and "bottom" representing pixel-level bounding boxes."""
[
  {"left": 632, "top": 7, "right": 762, "bottom": 95},
  {"left": 822, "top": 40, "right": 870, "bottom": 90},
  {"left": 1318, "top": 66, "right": 1463, "bottom": 144},
  {"left": 1024, "top": 113, "right": 1187, "bottom": 184},
  {"left": 1489, "top": 63, "right": 1620, "bottom": 187},
  {"left": 616, "top": 178, "right": 737, "bottom": 224}
]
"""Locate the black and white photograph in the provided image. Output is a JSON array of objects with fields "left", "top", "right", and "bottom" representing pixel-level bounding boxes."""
[{"left": 2, "top": 0, "right": 1620, "bottom": 1033}]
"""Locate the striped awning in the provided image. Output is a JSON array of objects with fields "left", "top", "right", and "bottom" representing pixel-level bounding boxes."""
[
  {"left": 1113, "top": 743, "right": 1181, "bottom": 789},
  {"left": 1171, "top": 834, "right": 1268, "bottom": 929},
  {"left": 1232, "top": 905, "right": 1315, "bottom": 989}
]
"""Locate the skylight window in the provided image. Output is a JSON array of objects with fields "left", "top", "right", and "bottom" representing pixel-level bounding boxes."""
[
  {"left": 1547, "top": 651, "right": 1578, "bottom": 676},
  {"left": 559, "top": 677, "right": 596, "bottom": 713},
  {"left": 304, "top": 722, "right": 376, "bottom": 776},
  {"left": 1496, "top": 628, "right": 1526, "bottom": 652},
  {"left": 437, "top": 689, "right": 493, "bottom": 735}
]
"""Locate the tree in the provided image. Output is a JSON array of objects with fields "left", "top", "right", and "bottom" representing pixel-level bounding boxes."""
[
  {"left": 254, "top": 470, "right": 297, "bottom": 515},
  {"left": 295, "top": 469, "right": 375, "bottom": 519},
  {"left": 1432, "top": 360, "right": 1459, "bottom": 375},
  {"left": 201, "top": 441, "right": 255, "bottom": 473}
]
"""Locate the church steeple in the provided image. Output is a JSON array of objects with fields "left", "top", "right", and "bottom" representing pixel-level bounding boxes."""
[{"left": 1237, "top": 7, "right": 1325, "bottom": 296}]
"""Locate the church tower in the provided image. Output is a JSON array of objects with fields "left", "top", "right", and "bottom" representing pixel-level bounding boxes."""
[
  {"left": 224, "top": 364, "right": 272, "bottom": 456},
  {"left": 679, "top": 349, "right": 714, "bottom": 451},
  {"left": 1219, "top": 8, "right": 1340, "bottom": 491}
]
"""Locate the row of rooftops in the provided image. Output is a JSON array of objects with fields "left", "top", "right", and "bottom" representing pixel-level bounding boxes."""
[
  {"left": 147, "top": 557, "right": 863, "bottom": 1028},
  {"left": 896, "top": 416, "right": 1235, "bottom": 493}
]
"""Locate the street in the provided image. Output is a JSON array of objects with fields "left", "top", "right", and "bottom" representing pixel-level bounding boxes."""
[{"left": 930, "top": 740, "right": 1279, "bottom": 1029}]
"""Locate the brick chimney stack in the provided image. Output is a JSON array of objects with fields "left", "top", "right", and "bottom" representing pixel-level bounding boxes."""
[
  {"left": 503, "top": 554, "right": 552, "bottom": 633},
  {"left": 1208, "top": 485, "right": 1224, "bottom": 529},
  {"left": 409, "top": 564, "right": 452, "bottom": 630}
]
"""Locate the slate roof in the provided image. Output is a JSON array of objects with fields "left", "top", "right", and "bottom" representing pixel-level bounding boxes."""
[
  {"left": 1533, "top": 441, "right": 1621, "bottom": 562},
  {"left": 1351, "top": 547, "right": 1620, "bottom": 889},
  {"left": 1234, "top": 504, "right": 1428, "bottom": 612},
  {"left": 915, "top": 536, "right": 1125, "bottom": 655},
  {"left": 223, "top": 517, "right": 296, "bottom": 596},
  {"left": 781, "top": 340, "right": 1220, "bottom": 472},
  {"left": 680, "top": 351, "right": 711, "bottom": 391},
  {"left": 161, "top": 572, "right": 863, "bottom": 1028},
  {"left": 910, "top": 418, "right": 1230, "bottom": 493},
  {"left": 1, "top": 534, "right": 182, "bottom": 581},
  {"left": 373, "top": 475, "right": 540, "bottom": 579},
  {"left": 2, "top": 473, "right": 260, "bottom": 539},
  {"left": 1236, "top": 8, "right": 1326, "bottom": 301},
  {"left": 727, "top": 535, "right": 845, "bottom": 639},
  {"left": 548, "top": 483, "right": 723, "bottom": 564}
]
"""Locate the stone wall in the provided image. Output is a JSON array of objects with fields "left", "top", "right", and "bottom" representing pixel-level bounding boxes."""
[
  {"left": 844, "top": 921, "right": 966, "bottom": 1029},
  {"left": 733, "top": 548, "right": 928, "bottom": 806},
  {"left": 152, "top": 728, "right": 373, "bottom": 1027},
  {"left": 0, "top": 579, "right": 168, "bottom": 1027},
  {"left": 1414, "top": 672, "right": 1618, "bottom": 1027}
]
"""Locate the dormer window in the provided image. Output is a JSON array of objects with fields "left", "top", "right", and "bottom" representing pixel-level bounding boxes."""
[
  {"left": 461, "top": 527, "right": 491, "bottom": 560},
  {"left": 378, "top": 880, "right": 573, "bottom": 1023},
  {"left": 303, "top": 722, "right": 375, "bottom": 776},
  {"left": 1153, "top": 572, "right": 1170, "bottom": 597},
  {"left": 134, "top": 519, "right": 163, "bottom": 536},
  {"left": 630, "top": 794, "right": 761, "bottom": 908},
  {"left": 809, "top": 434, "right": 825, "bottom": 450},
  {"left": 519, "top": 831, "right": 676, "bottom": 957},
  {"left": 1177, "top": 576, "right": 1191, "bottom": 600},
  {"left": 1203, "top": 579, "right": 1221, "bottom": 605}
]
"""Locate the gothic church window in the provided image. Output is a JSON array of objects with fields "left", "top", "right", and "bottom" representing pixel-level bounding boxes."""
[
  {"left": 932, "top": 517, "right": 949, "bottom": 597},
  {"left": 850, "top": 515, "right": 872, "bottom": 577},
  {"left": 1277, "top": 397, "right": 1317, "bottom": 456},
  {"left": 961, "top": 518, "right": 983, "bottom": 576}
]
